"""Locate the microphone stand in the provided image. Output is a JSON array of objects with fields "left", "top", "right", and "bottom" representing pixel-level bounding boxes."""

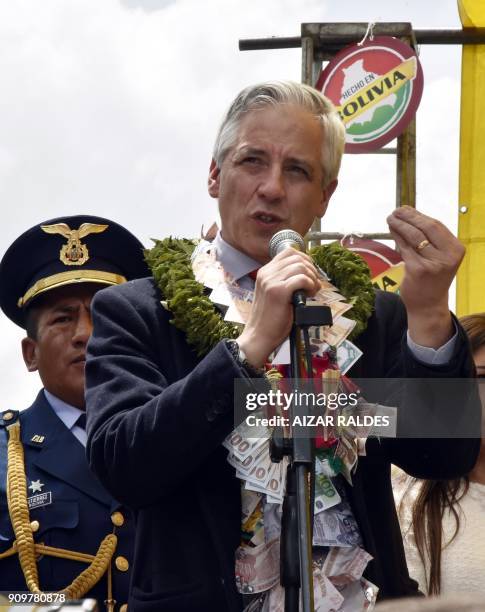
[{"left": 270, "top": 296, "right": 332, "bottom": 612}]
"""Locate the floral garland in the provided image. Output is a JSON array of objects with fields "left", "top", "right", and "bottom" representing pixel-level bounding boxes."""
[{"left": 145, "top": 237, "right": 375, "bottom": 356}]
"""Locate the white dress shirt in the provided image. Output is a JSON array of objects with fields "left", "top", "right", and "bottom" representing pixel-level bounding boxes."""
[
  {"left": 213, "top": 231, "right": 457, "bottom": 366},
  {"left": 43, "top": 389, "right": 87, "bottom": 447}
]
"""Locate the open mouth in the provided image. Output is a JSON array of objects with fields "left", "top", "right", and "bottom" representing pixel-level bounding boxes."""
[{"left": 252, "top": 213, "right": 282, "bottom": 225}]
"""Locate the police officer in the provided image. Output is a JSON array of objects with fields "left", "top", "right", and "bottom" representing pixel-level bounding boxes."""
[{"left": 0, "top": 216, "right": 149, "bottom": 611}]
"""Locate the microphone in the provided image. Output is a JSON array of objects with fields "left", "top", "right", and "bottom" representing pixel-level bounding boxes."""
[{"left": 269, "top": 230, "right": 307, "bottom": 307}]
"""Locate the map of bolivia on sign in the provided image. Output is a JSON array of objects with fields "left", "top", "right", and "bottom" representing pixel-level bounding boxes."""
[{"left": 316, "top": 36, "right": 424, "bottom": 153}]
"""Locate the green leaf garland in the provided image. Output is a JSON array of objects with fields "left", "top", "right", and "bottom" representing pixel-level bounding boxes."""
[
  {"left": 145, "top": 238, "right": 239, "bottom": 356},
  {"left": 145, "top": 238, "right": 375, "bottom": 355},
  {"left": 310, "top": 242, "right": 375, "bottom": 340}
]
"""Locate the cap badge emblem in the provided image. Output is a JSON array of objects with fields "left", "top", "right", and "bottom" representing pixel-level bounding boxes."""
[{"left": 41, "top": 223, "right": 109, "bottom": 266}]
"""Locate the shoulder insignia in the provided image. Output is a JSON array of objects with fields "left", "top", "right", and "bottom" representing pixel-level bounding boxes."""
[{"left": 0, "top": 410, "right": 20, "bottom": 427}]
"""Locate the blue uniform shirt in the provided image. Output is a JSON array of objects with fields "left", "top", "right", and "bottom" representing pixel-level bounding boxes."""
[{"left": 0, "top": 390, "right": 134, "bottom": 611}]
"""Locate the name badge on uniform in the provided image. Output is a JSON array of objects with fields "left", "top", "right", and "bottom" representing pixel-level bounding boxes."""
[{"left": 28, "top": 491, "right": 52, "bottom": 510}]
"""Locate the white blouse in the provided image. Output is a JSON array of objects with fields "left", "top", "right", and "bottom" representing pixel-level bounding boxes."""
[{"left": 393, "top": 472, "right": 485, "bottom": 596}]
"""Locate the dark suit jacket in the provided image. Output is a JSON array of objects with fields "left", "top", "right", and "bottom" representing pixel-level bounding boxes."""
[
  {"left": 85, "top": 277, "right": 479, "bottom": 612},
  {"left": 0, "top": 391, "right": 134, "bottom": 611}
]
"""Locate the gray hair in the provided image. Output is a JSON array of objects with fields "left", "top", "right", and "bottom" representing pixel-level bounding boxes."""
[{"left": 212, "top": 81, "right": 346, "bottom": 187}]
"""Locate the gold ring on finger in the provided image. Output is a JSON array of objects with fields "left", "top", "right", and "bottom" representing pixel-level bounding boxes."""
[{"left": 416, "top": 239, "right": 430, "bottom": 252}]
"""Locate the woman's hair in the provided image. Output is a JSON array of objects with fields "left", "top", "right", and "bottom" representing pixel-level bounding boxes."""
[{"left": 401, "top": 313, "right": 485, "bottom": 595}]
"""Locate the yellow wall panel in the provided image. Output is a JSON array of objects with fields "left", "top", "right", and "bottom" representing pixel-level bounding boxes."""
[{"left": 457, "top": 0, "right": 485, "bottom": 315}]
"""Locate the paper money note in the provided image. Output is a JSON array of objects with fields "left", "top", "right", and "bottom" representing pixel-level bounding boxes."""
[
  {"left": 263, "top": 500, "right": 282, "bottom": 543},
  {"left": 315, "top": 287, "right": 346, "bottom": 304},
  {"left": 315, "top": 455, "right": 338, "bottom": 478},
  {"left": 192, "top": 249, "right": 227, "bottom": 289},
  {"left": 241, "top": 489, "right": 262, "bottom": 524},
  {"left": 313, "top": 573, "right": 345, "bottom": 612},
  {"left": 335, "top": 436, "right": 358, "bottom": 484},
  {"left": 329, "top": 300, "right": 353, "bottom": 320},
  {"left": 338, "top": 577, "right": 379, "bottom": 611},
  {"left": 336, "top": 339, "right": 363, "bottom": 374},
  {"left": 313, "top": 501, "right": 363, "bottom": 548},
  {"left": 323, "top": 546, "right": 373, "bottom": 586},
  {"left": 246, "top": 455, "right": 274, "bottom": 489},
  {"left": 314, "top": 474, "right": 342, "bottom": 514},
  {"left": 368, "top": 403, "right": 398, "bottom": 438},
  {"left": 223, "top": 423, "right": 269, "bottom": 460},
  {"left": 229, "top": 441, "right": 270, "bottom": 477},
  {"left": 235, "top": 538, "right": 280, "bottom": 594},
  {"left": 320, "top": 316, "right": 356, "bottom": 348},
  {"left": 225, "top": 298, "right": 253, "bottom": 324},
  {"left": 243, "top": 593, "right": 267, "bottom": 612}
]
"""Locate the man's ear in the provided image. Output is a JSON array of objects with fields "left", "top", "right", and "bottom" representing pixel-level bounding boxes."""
[
  {"left": 317, "top": 179, "right": 338, "bottom": 218},
  {"left": 22, "top": 337, "right": 39, "bottom": 372},
  {"left": 207, "top": 158, "right": 220, "bottom": 199}
]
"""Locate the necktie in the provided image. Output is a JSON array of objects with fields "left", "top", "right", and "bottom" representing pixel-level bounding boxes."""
[
  {"left": 76, "top": 413, "right": 87, "bottom": 431},
  {"left": 248, "top": 269, "right": 259, "bottom": 281}
]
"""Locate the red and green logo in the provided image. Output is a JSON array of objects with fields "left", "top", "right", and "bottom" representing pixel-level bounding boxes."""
[{"left": 316, "top": 36, "right": 424, "bottom": 153}]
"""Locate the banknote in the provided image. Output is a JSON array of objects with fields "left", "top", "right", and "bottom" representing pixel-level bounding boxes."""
[
  {"left": 329, "top": 300, "right": 353, "bottom": 320},
  {"left": 337, "top": 577, "right": 379, "bottom": 611},
  {"left": 243, "top": 593, "right": 267, "bottom": 612},
  {"left": 229, "top": 442, "right": 270, "bottom": 477},
  {"left": 263, "top": 500, "right": 282, "bottom": 543},
  {"left": 225, "top": 298, "right": 253, "bottom": 324},
  {"left": 315, "top": 455, "right": 338, "bottom": 478},
  {"left": 245, "top": 480, "right": 270, "bottom": 496},
  {"left": 337, "top": 401, "right": 377, "bottom": 440},
  {"left": 314, "top": 474, "right": 342, "bottom": 514},
  {"left": 319, "top": 316, "right": 356, "bottom": 348},
  {"left": 192, "top": 249, "right": 227, "bottom": 289},
  {"left": 266, "top": 583, "right": 284, "bottom": 612},
  {"left": 368, "top": 403, "right": 398, "bottom": 438},
  {"left": 223, "top": 423, "right": 269, "bottom": 460},
  {"left": 334, "top": 436, "right": 358, "bottom": 484},
  {"left": 318, "top": 277, "right": 338, "bottom": 292},
  {"left": 315, "top": 287, "right": 346, "bottom": 304},
  {"left": 313, "top": 501, "right": 363, "bottom": 548},
  {"left": 245, "top": 458, "right": 286, "bottom": 504},
  {"left": 336, "top": 339, "right": 363, "bottom": 374},
  {"left": 314, "top": 573, "right": 345, "bottom": 612},
  {"left": 265, "top": 459, "right": 286, "bottom": 502},
  {"left": 211, "top": 283, "right": 253, "bottom": 308},
  {"left": 246, "top": 455, "right": 275, "bottom": 489},
  {"left": 241, "top": 489, "right": 262, "bottom": 524},
  {"left": 323, "top": 546, "right": 373, "bottom": 586},
  {"left": 235, "top": 538, "right": 280, "bottom": 594}
]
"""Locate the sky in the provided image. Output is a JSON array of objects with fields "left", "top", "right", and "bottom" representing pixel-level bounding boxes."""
[{"left": 0, "top": 0, "right": 465, "bottom": 410}]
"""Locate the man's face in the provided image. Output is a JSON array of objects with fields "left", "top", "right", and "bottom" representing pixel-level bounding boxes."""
[
  {"left": 21, "top": 284, "right": 100, "bottom": 409},
  {"left": 208, "top": 104, "right": 337, "bottom": 263}
]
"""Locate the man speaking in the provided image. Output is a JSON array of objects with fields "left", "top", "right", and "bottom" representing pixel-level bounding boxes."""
[{"left": 85, "top": 82, "right": 478, "bottom": 611}]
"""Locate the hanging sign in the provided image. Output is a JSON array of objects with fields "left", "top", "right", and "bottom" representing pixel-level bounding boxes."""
[
  {"left": 341, "top": 236, "right": 404, "bottom": 293},
  {"left": 316, "top": 36, "right": 424, "bottom": 153}
]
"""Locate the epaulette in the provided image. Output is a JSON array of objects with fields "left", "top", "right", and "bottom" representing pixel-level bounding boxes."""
[{"left": 0, "top": 410, "right": 20, "bottom": 427}]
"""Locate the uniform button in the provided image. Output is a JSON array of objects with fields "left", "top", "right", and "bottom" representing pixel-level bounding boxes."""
[
  {"left": 111, "top": 511, "right": 125, "bottom": 527},
  {"left": 119, "top": 605, "right": 128, "bottom": 612},
  {"left": 115, "top": 556, "right": 130, "bottom": 572},
  {"left": 30, "top": 520, "right": 40, "bottom": 532},
  {"left": 3, "top": 411, "right": 14, "bottom": 421}
]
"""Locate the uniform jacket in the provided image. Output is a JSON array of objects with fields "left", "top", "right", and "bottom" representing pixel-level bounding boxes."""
[
  {"left": 85, "top": 277, "right": 480, "bottom": 612},
  {"left": 0, "top": 391, "right": 134, "bottom": 611}
]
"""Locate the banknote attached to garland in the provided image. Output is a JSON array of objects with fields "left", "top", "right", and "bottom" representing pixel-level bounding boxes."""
[{"left": 145, "top": 237, "right": 384, "bottom": 612}]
